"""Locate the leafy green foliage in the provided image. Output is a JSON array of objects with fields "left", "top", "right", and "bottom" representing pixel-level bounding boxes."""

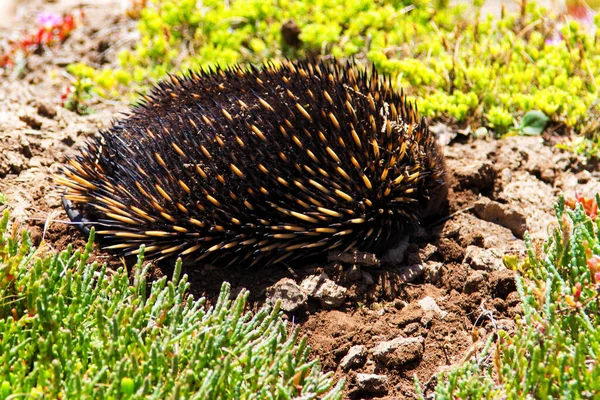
[
  {"left": 427, "top": 196, "right": 600, "bottom": 399},
  {"left": 67, "top": 0, "right": 600, "bottom": 142},
  {"left": 429, "top": 337, "right": 499, "bottom": 399},
  {"left": 518, "top": 110, "right": 550, "bottom": 135},
  {"left": 0, "top": 210, "right": 343, "bottom": 399},
  {"left": 62, "top": 68, "right": 95, "bottom": 115}
]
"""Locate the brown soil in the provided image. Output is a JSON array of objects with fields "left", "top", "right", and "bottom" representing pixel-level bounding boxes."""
[{"left": 2, "top": 1, "right": 600, "bottom": 399}]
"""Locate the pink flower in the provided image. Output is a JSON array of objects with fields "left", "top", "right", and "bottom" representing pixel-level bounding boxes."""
[
  {"left": 545, "top": 33, "right": 563, "bottom": 46},
  {"left": 35, "top": 11, "right": 62, "bottom": 28}
]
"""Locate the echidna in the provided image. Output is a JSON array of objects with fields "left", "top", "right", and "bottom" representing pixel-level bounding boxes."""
[{"left": 56, "top": 60, "right": 447, "bottom": 267}]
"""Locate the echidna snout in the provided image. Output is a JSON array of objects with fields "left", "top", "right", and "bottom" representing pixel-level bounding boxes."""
[{"left": 56, "top": 60, "right": 447, "bottom": 267}]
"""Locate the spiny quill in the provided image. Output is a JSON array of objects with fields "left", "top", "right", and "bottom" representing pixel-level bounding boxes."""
[{"left": 56, "top": 59, "right": 448, "bottom": 267}]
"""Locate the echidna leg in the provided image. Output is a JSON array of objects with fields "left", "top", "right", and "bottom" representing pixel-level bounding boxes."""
[
  {"left": 327, "top": 250, "right": 380, "bottom": 267},
  {"left": 61, "top": 196, "right": 91, "bottom": 236}
]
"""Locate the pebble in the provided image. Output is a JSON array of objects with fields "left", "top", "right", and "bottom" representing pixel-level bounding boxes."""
[
  {"left": 474, "top": 196, "right": 527, "bottom": 239},
  {"left": 265, "top": 278, "right": 307, "bottom": 312},
  {"left": 340, "top": 345, "right": 367, "bottom": 371},
  {"left": 300, "top": 273, "right": 347, "bottom": 309},
  {"left": 371, "top": 336, "right": 425, "bottom": 367},
  {"left": 356, "top": 373, "right": 388, "bottom": 395},
  {"left": 418, "top": 296, "right": 447, "bottom": 319},
  {"left": 463, "top": 245, "right": 505, "bottom": 271},
  {"left": 463, "top": 270, "right": 488, "bottom": 294}
]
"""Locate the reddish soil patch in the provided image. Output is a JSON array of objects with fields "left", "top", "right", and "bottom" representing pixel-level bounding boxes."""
[{"left": 2, "top": 1, "right": 600, "bottom": 399}]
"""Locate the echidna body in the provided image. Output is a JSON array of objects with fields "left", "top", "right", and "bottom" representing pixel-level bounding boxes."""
[{"left": 57, "top": 60, "right": 447, "bottom": 267}]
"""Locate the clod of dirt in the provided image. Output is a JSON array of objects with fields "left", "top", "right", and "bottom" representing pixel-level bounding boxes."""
[
  {"left": 463, "top": 270, "right": 488, "bottom": 294},
  {"left": 418, "top": 296, "right": 447, "bottom": 319},
  {"left": 575, "top": 170, "right": 592, "bottom": 184},
  {"left": 372, "top": 336, "right": 425, "bottom": 367},
  {"left": 489, "top": 269, "right": 517, "bottom": 298},
  {"left": 36, "top": 102, "right": 57, "bottom": 119},
  {"left": 1, "top": 151, "right": 25, "bottom": 176},
  {"left": 300, "top": 273, "right": 347, "bottom": 309},
  {"left": 356, "top": 373, "right": 389, "bottom": 395},
  {"left": 496, "top": 318, "right": 517, "bottom": 334},
  {"left": 463, "top": 245, "right": 505, "bottom": 271},
  {"left": 340, "top": 345, "right": 368, "bottom": 371},
  {"left": 444, "top": 213, "right": 522, "bottom": 250},
  {"left": 397, "top": 303, "right": 425, "bottom": 327},
  {"left": 19, "top": 114, "right": 42, "bottom": 130},
  {"left": 452, "top": 160, "right": 496, "bottom": 192},
  {"left": 265, "top": 278, "right": 307, "bottom": 312},
  {"left": 404, "top": 322, "right": 420, "bottom": 335},
  {"left": 474, "top": 196, "right": 527, "bottom": 238}
]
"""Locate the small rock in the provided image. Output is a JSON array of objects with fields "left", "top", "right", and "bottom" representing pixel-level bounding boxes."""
[
  {"left": 265, "top": 278, "right": 307, "bottom": 312},
  {"left": 539, "top": 167, "right": 556, "bottom": 183},
  {"left": 371, "top": 336, "right": 425, "bottom": 367},
  {"left": 474, "top": 196, "right": 527, "bottom": 239},
  {"left": 463, "top": 245, "right": 505, "bottom": 271},
  {"left": 300, "top": 273, "right": 347, "bottom": 309},
  {"left": 496, "top": 318, "right": 517, "bottom": 334},
  {"left": 403, "top": 322, "right": 420, "bottom": 335},
  {"left": 340, "top": 345, "right": 368, "bottom": 371},
  {"left": 453, "top": 161, "right": 496, "bottom": 192},
  {"left": 5, "top": 151, "right": 24, "bottom": 174},
  {"left": 356, "top": 373, "right": 388, "bottom": 395},
  {"left": 576, "top": 170, "right": 592, "bottom": 184},
  {"left": 489, "top": 269, "right": 517, "bottom": 298},
  {"left": 418, "top": 296, "right": 447, "bottom": 319},
  {"left": 463, "top": 270, "right": 488, "bottom": 294},
  {"left": 429, "top": 122, "right": 456, "bottom": 146},
  {"left": 28, "top": 156, "right": 44, "bottom": 168},
  {"left": 552, "top": 153, "right": 572, "bottom": 171},
  {"left": 393, "top": 299, "right": 407, "bottom": 310},
  {"left": 20, "top": 138, "right": 32, "bottom": 158},
  {"left": 300, "top": 272, "right": 328, "bottom": 294},
  {"left": 397, "top": 303, "right": 424, "bottom": 326},
  {"left": 397, "top": 263, "right": 424, "bottom": 283},
  {"left": 19, "top": 114, "right": 42, "bottom": 130},
  {"left": 37, "top": 103, "right": 57, "bottom": 119},
  {"left": 315, "top": 279, "right": 347, "bottom": 309},
  {"left": 423, "top": 261, "right": 443, "bottom": 284}
]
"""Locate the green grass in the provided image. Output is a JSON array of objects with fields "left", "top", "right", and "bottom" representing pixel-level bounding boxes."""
[
  {"left": 427, "top": 196, "right": 600, "bottom": 399},
  {"left": 0, "top": 210, "right": 343, "bottom": 399}
]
